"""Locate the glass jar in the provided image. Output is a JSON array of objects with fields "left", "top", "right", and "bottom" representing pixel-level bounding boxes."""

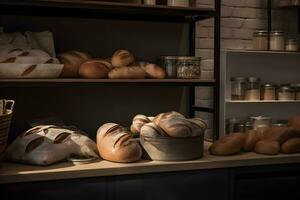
[
  {"left": 176, "top": 57, "right": 201, "bottom": 79},
  {"left": 253, "top": 30, "right": 269, "bottom": 51},
  {"left": 285, "top": 39, "right": 298, "bottom": 52},
  {"left": 270, "top": 30, "right": 285, "bottom": 51},
  {"left": 226, "top": 118, "right": 244, "bottom": 134},
  {"left": 144, "top": 0, "right": 156, "bottom": 5},
  {"left": 261, "top": 84, "right": 276, "bottom": 100},
  {"left": 290, "top": 83, "right": 300, "bottom": 100},
  {"left": 245, "top": 77, "right": 261, "bottom": 101},
  {"left": 237, "top": 121, "right": 254, "bottom": 133},
  {"left": 168, "top": 0, "right": 189, "bottom": 7},
  {"left": 278, "top": 85, "right": 295, "bottom": 101},
  {"left": 250, "top": 116, "right": 272, "bottom": 134},
  {"left": 161, "top": 56, "right": 178, "bottom": 78},
  {"left": 230, "top": 77, "right": 246, "bottom": 100}
]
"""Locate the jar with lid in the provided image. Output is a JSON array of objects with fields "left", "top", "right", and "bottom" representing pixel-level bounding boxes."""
[
  {"left": 290, "top": 83, "right": 300, "bottom": 100},
  {"left": 161, "top": 56, "right": 177, "bottom": 78},
  {"left": 261, "top": 84, "right": 276, "bottom": 100},
  {"left": 278, "top": 84, "right": 295, "bottom": 101},
  {"left": 238, "top": 121, "right": 254, "bottom": 133},
  {"left": 253, "top": 30, "right": 269, "bottom": 51},
  {"left": 168, "top": 0, "right": 189, "bottom": 7},
  {"left": 245, "top": 77, "right": 261, "bottom": 101},
  {"left": 226, "top": 118, "right": 244, "bottom": 134},
  {"left": 250, "top": 116, "right": 272, "bottom": 134},
  {"left": 176, "top": 57, "right": 201, "bottom": 79},
  {"left": 270, "top": 30, "right": 285, "bottom": 51},
  {"left": 285, "top": 39, "right": 298, "bottom": 52},
  {"left": 230, "top": 77, "right": 246, "bottom": 100}
]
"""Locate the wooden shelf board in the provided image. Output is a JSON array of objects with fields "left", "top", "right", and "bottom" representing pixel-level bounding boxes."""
[{"left": 226, "top": 100, "right": 300, "bottom": 103}]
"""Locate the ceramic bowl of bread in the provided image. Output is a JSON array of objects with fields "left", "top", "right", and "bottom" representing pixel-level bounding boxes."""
[{"left": 131, "top": 111, "right": 207, "bottom": 161}]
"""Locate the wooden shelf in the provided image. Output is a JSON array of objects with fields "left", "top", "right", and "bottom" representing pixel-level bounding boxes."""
[
  {"left": 0, "top": 0, "right": 215, "bottom": 22},
  {"left": 274, "top": 0, "right": 300, "bottom": 8},
  {"left": 226, "top": 100, "right": 300, "bottom": 103}
]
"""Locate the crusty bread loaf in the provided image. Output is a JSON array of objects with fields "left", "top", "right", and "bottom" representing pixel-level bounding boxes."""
[
  {"left": 288, "top": 116, "right": 300, "bottom": 131},
  {"left": 254, "top": 140, "right": 280, "bottom": 155},
  {"left": 281, "top": 137, "right": 300, "bottom": 154},
  {"left": 108, "top": 66, "right": 146, "bottom": 79},
  {"left": 96, "top": 123, "right": 142, "bottom": 163},
  {"left": 243, "top": 130, "right": 263, "bottom": 152},
  {"left": 140, "top": 122, "right": 169, "bottom": 138},
  {"left": 141, "top": 63, "right": 166, "bottom": 79},
  {"left": 263, "top": 127, "right": 298, "bottom": 144},
  {"left": 111, "top": 50, "right": 134, "bottom": 67},
  {"left": 58, "top": 51, "right": 91, "bottom": 77},
  {"left": 130, "top": 114, "right": 151, "bottom": 134},
  {"left": 79, "top": 59, "right": 111, "bottom": 79},
  {"left": 209, "top": 133, "right": 246, "bottom": 156}
]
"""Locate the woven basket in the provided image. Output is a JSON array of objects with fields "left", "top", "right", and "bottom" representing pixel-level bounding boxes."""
[{"left": 0, "top": 100, "right": 14, "bottom": 163}]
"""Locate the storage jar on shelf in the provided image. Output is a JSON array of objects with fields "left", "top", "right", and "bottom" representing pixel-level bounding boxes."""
[
  {"left": 290, "top": 83, "right": 300, "bottom": 100},
  {"left": 253, "top": 30, "right": 269, "bottom": 51},
  {"left": 261, "top": 84, "right": 276, "bottom": 100},
  {"left": 161, "top": 56, "right": 178, "bottom": 78},
  {"left": 250, "top": 116, "right": 272, "bottom": 134},
  {"left": 269, "top": 30, "right": 285, "bottom": 51},
  {"left": 245, "top": 77, "right": 261, "bottom": 101},
  {"left": 278, "top": 85, "right": 295, "bottom": 101},
  {"left": 230, "top": 77, "right": 246, "bottom": 100},
  {"left": 176, "top": 57, "right": 201, "bottom": 79},
  {"left": 168, "top": 0, "right": 189, "bottom": 7},
  {"left": 285, "top": 39, "right": 298, "bottom": 52}
]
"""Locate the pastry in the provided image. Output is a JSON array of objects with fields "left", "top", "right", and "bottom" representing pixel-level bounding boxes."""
[{"left": 111, "top": 50, "right": 134, "bottom": 67}]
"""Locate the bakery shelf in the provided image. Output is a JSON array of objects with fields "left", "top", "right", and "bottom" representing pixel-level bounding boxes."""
[
  {"left": 0, "top": 0, "right": 215, "bottom": 22},
  {"left": 226, "top": 100, "right": 300, "bottom": 103},
  {"left": 273, "top": 0, "right": 300, "bottom": 8}
]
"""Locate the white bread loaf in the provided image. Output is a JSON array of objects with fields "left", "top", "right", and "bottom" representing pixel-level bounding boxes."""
[
  {"left": 96, "top": 123, "right": 142, "bottom": 163},
  {"left": 58, "top": 51, "right": 91, "bottom": 77},
  {"left": 108, "top": 66, "right": 146, "bottom": 79},
  {"left": 79, "top": 59, "right": 112, "bottom": 79},
  {"left": 140, "top": 122, "right": 168, "bottom": 138},
  {"left": 130, "top": 114, "right": 151, "bottom": 134},
  {"left": 111, "top": 50, "right": 134, "bottom": 67}
]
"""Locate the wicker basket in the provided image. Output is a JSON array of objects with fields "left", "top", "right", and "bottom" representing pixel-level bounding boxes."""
[{"left": 0, "top": 100, "right": 15, "bottom": 163}]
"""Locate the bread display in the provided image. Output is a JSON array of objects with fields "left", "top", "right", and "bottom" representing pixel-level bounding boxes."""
[
  {"left": 96, "top": 123, "right": 142, "bottom": 163},
  {"left": 6, "top": 125, "right": 99, "bottom": 166},
  {"left": 209, "top": 133, "right": 246, "bottom": 156},
  {"left": 58, "top": 51, "right": 91, "bottom": 77},
  {"left": 111, "top": 49, "right": 134, "bottom": 67},
  {"left": 79, "top": 59, "right": 112, "bottom": 79}
]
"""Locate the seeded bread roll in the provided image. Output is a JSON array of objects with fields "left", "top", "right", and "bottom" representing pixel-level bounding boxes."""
[
  {"left": 96, "top": 123, "right": 142, "bottom": 163},
  {"left": 58, "top": 51, "right": 91, "bottom": 77},
  {"left": 209, "top": 133, "right": 246, "bottom": 156},
  {"left": 243, "top": 130, "right": 263, "bottom": 152},
  {"left": 254, "top": 140, "right": 280, "bottom": 155},
  {"left": 111, "top": 50, "right": 134, "bottom": 67},
  {"left": 108, "top": 66, "right": 146, "bottom": 79},
  {"left": 79, "top": 59, "right": 112, "bottom": 79},
  {"left": 281, "top": 137, "right": 300, "bottom": 154}
]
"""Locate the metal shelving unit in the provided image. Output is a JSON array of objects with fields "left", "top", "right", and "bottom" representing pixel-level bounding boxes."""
[{"left": 0, "top": 0, "right": 221, "bottom": 140}]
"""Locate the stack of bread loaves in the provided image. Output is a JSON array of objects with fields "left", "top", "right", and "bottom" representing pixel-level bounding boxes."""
[
  {"left": 210, "top": 116, "right": 300, "bottom": 156},
  {"left": 58, "top": 49, "right": 166, "bottom": 79}
]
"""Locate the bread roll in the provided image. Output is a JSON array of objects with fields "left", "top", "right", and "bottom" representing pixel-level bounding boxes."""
[
  {"left": 58, "top": 51, "right": 91, "bottom": 77},
  {"left": 130, "top": 114, "right": 151, "bottom": 134},
  {"left": 111, "top": 50, "right": 134, "bottom": 67},
  {"left": 263, "top": 127, "right": 298, "bottom": 144},
  {"left": 254, "top": 140, "right": 280, "bottom": 155},
  {"left": 288, "top": 116, "right": 300, "bottom": 131},
  {"left": 281, "top": 137, "right": 300, "bottom": 154},
  {"left": 96, "top": 123, "right": 142, "bottom": 163},
  {"left": 243, "top": 130, "right": 262, "bottom": 152},
  {"left": 140, "top": 122, "right": 168, "bottom": 138},
  {"left": 141, "top": 63, "right": 166, "bottom": 79},
  {"left": 79, "top": 59, "right": 111, "bottom": 79},
  {"left": 108, "top": 66, "right": 146, "bottom": 79},
  {"left": 209, "top": 133, "right": 246, "bottom": 156}
]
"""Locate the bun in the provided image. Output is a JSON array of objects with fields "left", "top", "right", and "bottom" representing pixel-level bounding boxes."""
[
  {"left": 79, "top": 59, "right": 111, "bottom": 79},
  {"left": 263, "top": 127, "right": 297, "bottom": 144},
  {"left": 140, "top": 122, "right": 168, "bottom": 138},
  {"left": 108, "top": 66, "right": 146, "bottom": 79},
  {"left": 281, "top": 137, "right": 300, "bottom": 154},
  {"left": 243, "top": 130, "right": 262, "bottom": 152},
  {"left": 96, "top": 123, "right": 142, "bottom": 163},
  {"left": 58, "top": 51, "right": 90, "bottom": 77},
  {"left": 209, "top": 133, "right": 246, "bottom": 156},
  {"left": 254, "top": 140, "right": 280, "bottom": 155},
  {"left": 111, "top": 50, "right": 134, "bottom": 67},
  {"left": 288, "top": 116, "right": 300, "bottom": 131},
  {"left": 141, "top": 63, "right": 166, "bottom": 79},
  {"left": 130, "top": 114, "right": 151, "bottom": 134}
]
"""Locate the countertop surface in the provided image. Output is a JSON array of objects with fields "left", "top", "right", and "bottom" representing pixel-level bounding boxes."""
[{"left": 1, "top": 144, "right": 300, "bottom": 184}]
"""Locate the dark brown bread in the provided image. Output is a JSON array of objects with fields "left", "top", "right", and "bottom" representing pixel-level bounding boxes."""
[
  {"left": 281, "top": 137, "right": 300, "bottom": 154},
  {"left": 254, "top": 140, "right": 280, "bottom": 155}
]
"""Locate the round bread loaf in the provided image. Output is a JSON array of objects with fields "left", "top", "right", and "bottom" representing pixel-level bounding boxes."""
[
  {"left": 96, "top": 123, "right": 142, "bottom": 163},
  {"left": 108, "top": 66, "right": 146, "bottom": 79},
  {"left": 140, "top": 122, "right": 168, "bottom": 138},
  {"left": 130, "top": 114, "right": 151, "bottom": 134},
  {"left": 79, "top": 59, "right": 112, "bottom": 79},
  {"left": 141, "top": 63, "right": 166, "bottom": 79},
  {"left": 209, "top": 133, "right": 246, "bottom": 156},
  {"left": 288, "top": 116, "right": 300, "bottom": 131},
  {"left": 58, "top": 51, "right": 91, "bottom": 77},
  {"left": 243, "top": 130, "right": 262, "bottom": 152},
  {"left": 263, "top": 127, "right": 297, "bottom": 144},
  {"left": 111, "top": 50, "right": 134, "bottom": 67},
  {"left": 281, "top": 137, "right": 300, "bottom": 154},
  {"left": 254, "top": 140, "right": 280, "bottom": 155}
]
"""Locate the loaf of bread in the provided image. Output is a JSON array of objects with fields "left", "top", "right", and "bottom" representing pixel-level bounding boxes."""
[
  {"left": 58, "top": 51, "right": 91, "bottom": 77},
  {"left": 111, "top": 50, "right": 134, "bottom": 67},
  {"left": 139, "top": 63, "right": 166, "bottom": 79},
  {"left": 254, "top": 140, "right": 280, "bottom": 155},
  {"left": 243, "top": 130, "right": 263, "bottom": 152},
  {"left": 263, "top": 127, "right": 298, "bottom": 144},
  {"left": 140, "top": 122, "right": 169, "bottom": 138},
  {"left": 96, "top": 123, "right": 142, "bottom": 163},
  {"left": 209, "top": 133, "right": 246, "bottom": 156},
  {"left": 130, "top": 114, "right": 151, "bottom": 134},
  {"left": 108, "top": 66, "right": 146, "bottom": 79},
  {"left": 281, "top": 137, "right": 300, "bottom": 154},
  {"left": 288, "top": 116, "right": 300, "bottom": 131},
  {"left": 79, "top": 59, "right": 112, "bottom": 79},
  {"left": 0, "top": 48, "right": 50, "bottom": 57}
]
